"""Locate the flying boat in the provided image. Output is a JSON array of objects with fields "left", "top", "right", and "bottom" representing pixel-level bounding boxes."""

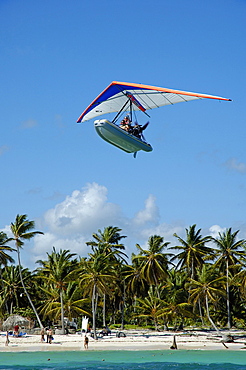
[{"left": 77, "top": 81, "right": 231, "bottom": 156}]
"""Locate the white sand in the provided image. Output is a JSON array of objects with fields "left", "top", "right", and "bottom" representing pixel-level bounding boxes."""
[{"left": 1, "top": 330, "right": 246, "bottom": 352}]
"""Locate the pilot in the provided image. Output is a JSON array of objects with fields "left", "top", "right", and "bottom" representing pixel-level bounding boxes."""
[
  {"left": 132, "top": 123, "right": 141, "bottom": 138},
  {"left": 132, "top": 121, "right": 149, "bottom": 138}
]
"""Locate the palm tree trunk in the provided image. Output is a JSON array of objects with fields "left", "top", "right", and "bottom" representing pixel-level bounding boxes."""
[
  {"left": 205, "top": 294, "right": 220, "bottom": 336},
  {"left": 16, "top": 245, "right": 43, "bottom": 328},
  {"left": 121, "top": 281, "right": 125, "bottom": 330},
  {"left": 154, "top": 318, "right": 158, "bottom": 330},
  {"left": 103, "top": 294, "right": 106, "bottom": 327},
  {"left": 92, "top": 284, "right": 97, "bottom": 340},
  {"left": 198, "top": 298, "right": 204, "bottom": 326},
  {"left": 0, "top": 266, "right": 9, "bottom": 314},
  {"left": 60, "top": 290, "right": 65, "bottom": 334},
  {"left": 153, "top": 273, "right": 160, "bottom": 299},
  {"left": 226, "top": 260, "right": 231, "bottom": 329}
]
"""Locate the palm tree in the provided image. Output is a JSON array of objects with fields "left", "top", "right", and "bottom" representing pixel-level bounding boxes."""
[
  {"left": 187, "top": 264, "right": 226, "bottom": 334},
  {"left": 0, "top": 232, "right": 15, "bottom": 314},
  {"left": 62, "top": 281, "right": 90, "bottom": 320},
  {"left": 39, "top": 281, "right": 90, "bottom": 324},
  {"left": 133, "top": 235, "right": 171, "bottom": 297},
  {"left": 162, "top": 268, "right": 191, "bottom": 329},
  {"left": 86, "top": 226, "right": 127, "bottom": 262},
  {"left": 0, "top": 231, "right": 15, "bottom": 266},
  {"left": 170, "top": 225, "right": 214, "bottom": 280},
  {"left": 79, "top": 252, "right": 115, "bottom": 339},
  {"left": 1, "top": 265, "right": 25, "bottom": 314},
  {"left": 10, "top": 214, "right": 44, "bottom": 328},
  {"left": 232, "top": 268, "right": 246, "bottom": 299},
  {"left": 36, "top": 247, "right": 78, "bottom": 334},
  {"left": 212, "top": 228, "right": 246, "bottom": 328},
  {"left": 161, "top": 301, "right": 194, "bottom": 330},
  {"left": 86, "top": 226, "right": 128, "bottom": 327},
  {"left": 113, "top": 260, "right": 130, "bottom": 330},
  {"left": 124, "top": 255, "right": 148, "bottom": 302},
  {"left": 135, "top": 286, "right": 164, "bottom": 330}
]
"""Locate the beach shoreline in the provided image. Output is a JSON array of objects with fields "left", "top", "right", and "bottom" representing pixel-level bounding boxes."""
[{"left": 1, "top": 329, "right": 246, "bottom": 352}]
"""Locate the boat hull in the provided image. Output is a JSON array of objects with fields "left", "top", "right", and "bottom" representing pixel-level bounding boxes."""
[{"left": 94, "top": 119, "right": 153, "bottom": 153}]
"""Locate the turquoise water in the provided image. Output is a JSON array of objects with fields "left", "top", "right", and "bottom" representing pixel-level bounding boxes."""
[{"left": 0, "top": 350, "right": 246, "bottom": 369}]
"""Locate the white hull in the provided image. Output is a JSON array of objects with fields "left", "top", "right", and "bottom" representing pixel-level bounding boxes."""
[{"left": 94, "top": 119, "right": 153, "bottom": 153}]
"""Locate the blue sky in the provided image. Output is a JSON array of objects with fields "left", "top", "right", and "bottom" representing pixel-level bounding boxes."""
[{"left": 1, "top": 0, "right": 245, "bottom": 269}]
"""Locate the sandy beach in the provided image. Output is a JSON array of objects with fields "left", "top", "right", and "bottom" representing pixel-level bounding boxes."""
[{"left": 1, "top": 329, "right": 246, "bottom": 352}]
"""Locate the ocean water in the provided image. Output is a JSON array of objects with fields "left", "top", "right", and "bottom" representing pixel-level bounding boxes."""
[{"left": 0, "top": 350, "right": 246, "bottom": 370}]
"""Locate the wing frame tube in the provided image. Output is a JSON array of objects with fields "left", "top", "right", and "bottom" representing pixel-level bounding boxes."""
[{"left": 77, "top": 81, "right": 231, "bottom": 123}]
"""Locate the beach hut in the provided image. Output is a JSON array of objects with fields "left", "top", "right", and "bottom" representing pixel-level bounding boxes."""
[{"left": 2, "top": 314, "right": 31, "bottom": 331}]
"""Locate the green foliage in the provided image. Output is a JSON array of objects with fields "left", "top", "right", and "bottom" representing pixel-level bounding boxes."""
[
  {"left": 170, "top": 224, "right": 214, "bottom": 279},
  {"left": 1, "top": 220, "right": 246, "bottom": 331},
  {"left": 13, "top": 307, "right": 35, "bottom": 320}
]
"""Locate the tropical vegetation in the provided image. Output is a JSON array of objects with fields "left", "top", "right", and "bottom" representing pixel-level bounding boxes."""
[{"left": 1, "top": 217, "right": 246, "bottom": 336}]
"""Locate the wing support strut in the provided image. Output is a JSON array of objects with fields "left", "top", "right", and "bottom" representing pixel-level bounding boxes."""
[
  {"left": 112, "top": 100, "right": 129, "bottom": 124},
  {"left": 112, "top": 92, "right": 151, "bottom": 124}
]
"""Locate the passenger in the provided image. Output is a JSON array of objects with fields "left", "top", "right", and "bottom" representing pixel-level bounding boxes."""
[
  {"left": 121, "top": 115, "right": 132, "bottom": 132},
  {"left": 124, "top": 116, "right": 130, "bottom": 125},
  {"left": 120, "top": 119, "right": 126, "bottom": 129},
  {"left": 120, "top": 119, "right": 131, "bottom": 132},
  {"left": 124, "top": 116, "right": 132, "bottom": 131}
]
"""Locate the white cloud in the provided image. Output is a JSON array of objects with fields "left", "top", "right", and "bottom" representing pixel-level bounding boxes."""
[
  {"left": 1, "top": 224, "right": 11, "bottom": 235},
  {"left": 42, "top": 183, "right": 122, "bottom": 236},
  {"left": 224, "top": 158, "right": 246, "bottom": 173},
  {"left": 139, "top": 223, "right": 184, "bottom": 242},
  {"left": 4, "top": 182, "right": 234, "bottom": 269},
  {"left": 209, "top": 224, "right": 226, "bottom": 238},
  {"left": 237, "top": 224, "right": 246, "bottom": 240},
  {"left": 129, "top": 222, "right": 185, "bottom": 256},
  {"left": 30, "top": 185, "right": 185, "bottom": 265},
  {"left": 31, "top": 232, "right": 89, "bottom": 266},
  {"left": 133, "top": 194, "right": 159, "bottom": 226},
  {"left": 27, "top": 183, "right": 126, "bottom": 265}
]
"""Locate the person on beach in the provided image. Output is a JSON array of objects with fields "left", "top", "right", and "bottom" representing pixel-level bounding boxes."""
[
  {"left": 84, "top": 335, "right": 89, "bottom": 349},
  {"left": 47, "top": 328, "right": 53, "bottom": 344},
  {"left": 46, "top": 328, "right": 53, "bottom": 343},
  {"left": 5, "top": 331, "right": 9, "bottom": 346},
  {"left": 14, "top": 324, "right": 19, "bottom": 337},
  {"left": 40, "top": 327, "right": 45, "bottom": 342}
]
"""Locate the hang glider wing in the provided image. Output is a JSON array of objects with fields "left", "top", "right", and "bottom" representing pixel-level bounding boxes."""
[{"left": 77, "top": 81, "right": 231, "bottom": 123}]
